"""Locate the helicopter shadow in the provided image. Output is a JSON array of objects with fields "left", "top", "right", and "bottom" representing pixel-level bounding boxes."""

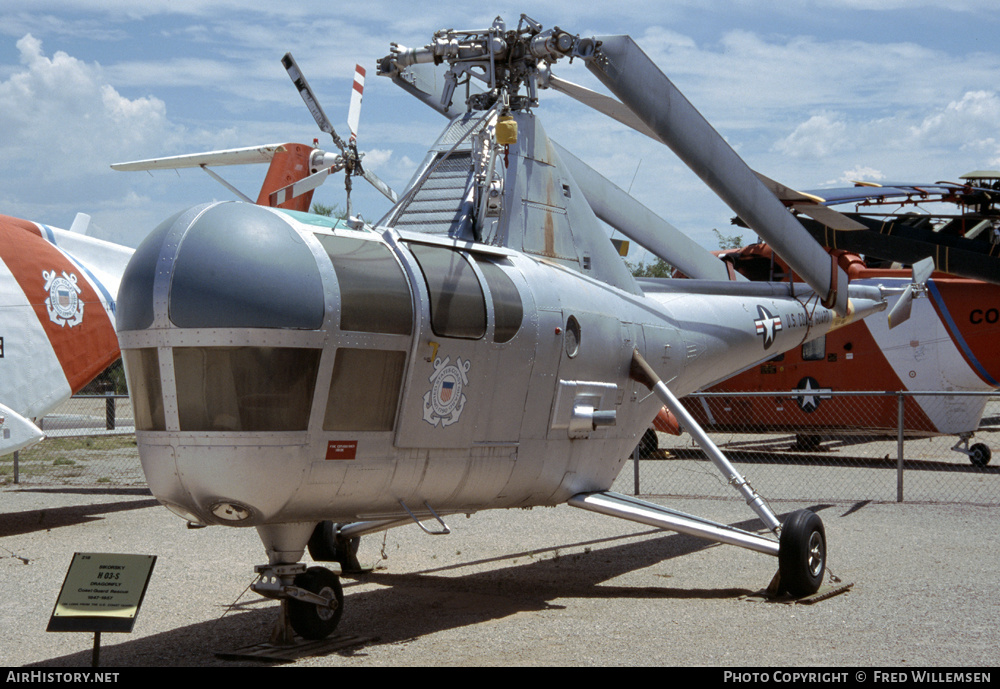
[
  {"left": 22, "top": 504, "right": 832, "bottom": 665},
  {"left": 0, "top": 489, "right": 160, "bottom": 538}
]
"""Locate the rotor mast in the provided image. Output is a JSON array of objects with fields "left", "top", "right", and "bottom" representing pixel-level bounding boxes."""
[{"left": 378, "top": 16, "right": 851, "bottom": 315}]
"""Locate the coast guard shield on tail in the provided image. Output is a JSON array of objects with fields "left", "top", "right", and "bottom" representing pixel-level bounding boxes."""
[{"left": 0, "top": 214, "right": 132, "bottom": 454}]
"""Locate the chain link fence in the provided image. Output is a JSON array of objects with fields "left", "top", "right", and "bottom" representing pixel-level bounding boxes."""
[
  {"left": 1, "top": 395, "right": 142, "bottom": 487},
  {"left": 5, "top": 391, "right": 999, "bottom": 505},
  {"left": 613, "top": 391, "right": 1000, "bottom": 505}
]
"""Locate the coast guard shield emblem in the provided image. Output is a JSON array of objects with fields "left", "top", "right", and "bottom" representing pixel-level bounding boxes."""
[
  {"left": 423, "top": 356, "right": 471, "bottom": 427},
  {"left": 43, "top": 270, "right": 84, "bottom": 328}
]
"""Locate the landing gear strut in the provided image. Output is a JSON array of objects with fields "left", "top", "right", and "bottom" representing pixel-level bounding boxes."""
[{"left": 587, "top": 350, "right": 831, "bottom": 598}]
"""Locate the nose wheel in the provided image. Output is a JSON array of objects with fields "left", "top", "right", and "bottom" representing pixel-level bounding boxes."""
[
  {"left": 287, "top": 566, "right": 344, "bottom": 640},
  {"left": 777, "top": 509, "right": 826, "bottom": 596},
  {"left": 253, "top": 563, "right": 345, "bottom": 641}
]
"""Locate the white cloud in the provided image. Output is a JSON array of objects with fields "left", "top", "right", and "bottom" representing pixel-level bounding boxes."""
[
  {"left": 0, "top": 34, "right": 177, "bottom": 177},
  {"left": 773, "top": 114, "right": 850, "bottom": 158},
  {"left": 910, "top": 91, "right": 1000, "bottom": 153}
]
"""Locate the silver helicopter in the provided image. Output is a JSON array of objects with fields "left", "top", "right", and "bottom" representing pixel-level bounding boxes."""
[{"left": 113, "top": 15, "right": 910, "bottom": 641}]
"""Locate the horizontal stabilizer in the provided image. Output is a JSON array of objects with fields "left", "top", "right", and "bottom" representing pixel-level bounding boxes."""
[
  {"left": 111, "top": 144, "right": 287, "bottom": 171},
  {"left": 0, "top": 403, "right": 45, "bottom": 456}
]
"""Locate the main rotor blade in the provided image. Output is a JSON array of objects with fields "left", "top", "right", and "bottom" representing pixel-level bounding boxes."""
[
  {"left": 754, "top": 172, "right": 867, "bottom": 231},
  {"left": 584, "top": 36, "right": 849, "bottom": 315},
  {"left": 282, "top": 52, "right": 347, "bottom": 152},
  {"left": 544, "top": 73, "right": 660, "bottom": 142},
  {"left": 553, "top": 142, "right": 738, "bottom": 281}
]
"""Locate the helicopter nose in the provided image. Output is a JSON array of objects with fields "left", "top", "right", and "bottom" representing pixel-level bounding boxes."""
[
  {"left": 115, "top": 202, "right": 331, "bottom": 524},
  {"left": 117, "top": 201, "right": 326, "bottom": 333}
]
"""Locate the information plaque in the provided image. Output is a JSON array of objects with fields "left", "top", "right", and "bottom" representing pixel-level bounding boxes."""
[{"left": 47, "top": 553, "right": 157, "bottom": 633}]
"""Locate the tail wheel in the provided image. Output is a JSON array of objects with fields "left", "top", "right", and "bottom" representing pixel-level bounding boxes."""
[
  {"left": 970, "top": 443, "right": 991, "bottom": 467},
  {"left": 778, "top": 509, "right": 826, "bottom": 597},
  {"left": 287, "top": 566, "right": 344, "bottom": 640}
]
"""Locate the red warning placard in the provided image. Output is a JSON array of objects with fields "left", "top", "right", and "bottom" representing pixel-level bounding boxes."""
[{"left": 326, "top": 440, "right": 357, "bottom": 460}]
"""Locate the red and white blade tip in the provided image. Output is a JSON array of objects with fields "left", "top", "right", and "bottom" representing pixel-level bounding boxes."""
[{"left": 348, "top": 64, "right": 364, "bottom": 141}]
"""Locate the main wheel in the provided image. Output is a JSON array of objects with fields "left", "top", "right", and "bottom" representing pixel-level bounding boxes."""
[
  {"left": 969, "top": 443, "right": 991, "bottom": 467},
  {"left": 778, "top": 509, "right": 826, "bottom": 597},
  {"left": 287, "top": 566, "right": 344, "bottom": 640},
  {"left": 308, "top": 521, "right": 363, "bottom": 572},
  {"left": 636, "top": 428, "right": 658, "bottom": 458}
]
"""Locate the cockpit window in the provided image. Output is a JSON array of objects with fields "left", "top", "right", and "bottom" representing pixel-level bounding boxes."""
[
  {"left": 315, "top": 235, "right": 413, "bottom": 335},
  {"left": 408, "top": 243, "right": 486, "bottom": 339},
  {"left": 802, "top": 336, "right": 826, "bottom": 361},
  {"left": 122, "top": 348, "right": 165, "bottom": 431},
  {"left": 173, "top": 346, "right": 320, "bottom": 431}
]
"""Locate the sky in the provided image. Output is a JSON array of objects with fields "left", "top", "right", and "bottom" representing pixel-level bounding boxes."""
[{"left": 2, "top": 0, "right": 999, "bottom": 262}]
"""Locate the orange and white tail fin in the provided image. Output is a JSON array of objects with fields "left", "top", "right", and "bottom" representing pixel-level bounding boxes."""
[{"left": 0, "top": 214, "right": 131, "bottom": 425}]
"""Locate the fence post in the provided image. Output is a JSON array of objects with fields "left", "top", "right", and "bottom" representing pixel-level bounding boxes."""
[
  {"left": 632, "top": 443, "right": 640, "bottom": 495},
  {"left": 896, "top": 392, "right": 905, "bottom": 502},
  {"left": 105, "top": 395, "right": 116, "bottom": 431},
  {"left": 13, "top": 450, "right": 18, "bottom": 484}
]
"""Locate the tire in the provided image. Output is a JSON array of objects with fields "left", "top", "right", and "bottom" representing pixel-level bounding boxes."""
[
  {"left": 778, "top": 509, "right": 826, "bottom": 597},
  {"left": 287, "top": 566, "right": 344, "bottom": 640},
  {"left": 969, "top": 443, "right": 991, "bottom": 467},
  {"left": 308, "top": 521, "right": 362, "bottom": 572},
  {"left": 636, "top": 428, "right": 658, "bottom": 458}
]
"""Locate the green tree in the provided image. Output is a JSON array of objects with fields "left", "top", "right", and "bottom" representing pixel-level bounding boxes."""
[
  {"left": 713, "top": 228, "right": 744, "bottom": 250},
  {"left": 311, "top": 202, "right": 348, "bottom": 219},
  {"left": 625, "top": 257, "right": 674, "bottom": 277}
]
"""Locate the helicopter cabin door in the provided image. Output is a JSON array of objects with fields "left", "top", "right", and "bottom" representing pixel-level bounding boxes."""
[{"left": 394, "top": 241, "right": 533, "bottom": 450}]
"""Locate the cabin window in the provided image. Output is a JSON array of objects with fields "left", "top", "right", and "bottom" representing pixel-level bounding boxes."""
[
  {"left": 324, "top": 348, "right": 407, "bottom": 431},
  {"left": 122, "top": 348, "right": 165, "bottom": 431},
  {"left": 802, "top": 336, "right": 826, "bottom": 361},
  {"left": 475, "top": 257, "right": 523, "bottom": 343},
  {"left": 408, "top": 243, "right": 487, "bottom": 339},
  {"left": 173, "top": 346, "right": 320, "bottom": 431},
  {"left": 315, "top": 235, "right": 412, "bottom": 335}
]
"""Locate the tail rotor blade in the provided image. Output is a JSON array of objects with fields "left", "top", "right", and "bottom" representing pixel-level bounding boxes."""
[
  {"left": 348, "top": 64, "right": 365, "bottom": 142},
  {"left": 361, "top": 166, "right": 398, "bottom": 203},
  {"left": 269, "top": 167, "right": 333, "bottom": 207},
  {"left": 887, "top": 258, "right": 933, "bottom": 329},
  {"left": 283, "top": 52, "right": 347, "bottom": 152},
  {"left": 887, "top": 284, "right": 914, "bottom": 329}
]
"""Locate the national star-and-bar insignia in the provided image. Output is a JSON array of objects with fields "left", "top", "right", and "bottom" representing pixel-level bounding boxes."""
[
  {"left": 754, "top": 305, "right": 782, "bottom": 349},
  {"left": 795, "top": 377, "right": 832, "bottom": 413}
]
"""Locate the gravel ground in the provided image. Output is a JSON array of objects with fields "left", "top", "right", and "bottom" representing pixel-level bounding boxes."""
[{"left": 1, "top": 484, "right": 997, "bottom": 667}]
